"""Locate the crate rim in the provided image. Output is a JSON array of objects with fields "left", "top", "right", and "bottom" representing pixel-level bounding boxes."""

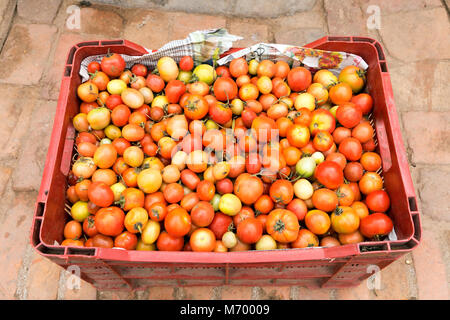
[{"left": 30, "top": 36, "right": 421, "bottom": 281}]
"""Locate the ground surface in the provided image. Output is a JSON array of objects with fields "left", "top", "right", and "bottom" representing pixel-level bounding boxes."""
[{"left": 0, "top": 0, "right": 448, "bottom": 300}]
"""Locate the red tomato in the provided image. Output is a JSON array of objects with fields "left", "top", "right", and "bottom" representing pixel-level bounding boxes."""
[
  {"left": 314, "top": 161, "right": 344, "bottom": 190},
  {"left": 234, "top": 173, "right": 264, "bottom": 205},
  {"left": 339, "top": 137, "right": 363, "bottom": 161},
  {"left": 163, "top": 183, "right": 185, "bottom": 204},
  {"left": 95, "top": 206, "right": 125, "bottom": 237},
  {"left": 229, "top": 58, "right": 248, "bottom": 78},
  {"left": 191, "top": 201, "right": 215, "bottom": 227},
  {"left": 336, "top": 102, "right": 362, "bottom": 128},
  {"left": 146, "top": 74, "right": 165, "bottom": 93},
  {"left": 213, "top": 77, "right": 238, "bottom": 102},
  {"left": 131, "top": 64, "right": 148, "bottom": 77},
  {"left": 190, "top": 228, "right": 216, "bottom": 252},
  {"left": 286, "top": 198, "right": 308, "bottom": 221},
  {"left": 209, "top": 101, "right": 233, "bottom": 125},
  {"left": 87, "top": 61, "right": 101, "bottom": 74},
  {"left": 105, "top": 94, "right": 123, "bottom": 110},
  {"left": 269, "top": 180, "right": 294, "bottom": 205},
  {"left": 236, "top": 217, "right": 263, "bottom": 244},
  {"left": 156, "top": 231, "right": 184, "bottom": 251},
  {"left": 88, "top": 182, "right": 114, "bottom": 208},
  {"left": 164, "top": 207, "right": 192, "bottom": 237},
  {"left": 359, "top": 212, "right": 393, "bottom": 239},
  {"left": 351, "top": 93, "right": 373, "bottom": 115},
  {"left": 287, "top": 67, "right": 312, "bottom": 92},
  {"left": 165, "top": 80, "right": 186, "bottom": 103},
  {"left": 365, "top": 190, "right": 390, "bottom": 212},
  {"left": 101, "top": 53, "right": 125, "bottom": 77},
  {"left": 179, "top": 56, "right": 194, "bottom": 71},
  {"left": 209, "top": 212, "right": 233, "bottom": 239},
  {"left": 180, "top": 169, "right": 201, "bottom": 190},
  {"left": 216, "top": 65, "right": 231, "bottom": 78},
  {"left": 114, "top": 231, "right": 137, "bottom": 250},
  {"left": 286, "top": 124, "right": 310, "bottom": 148}
]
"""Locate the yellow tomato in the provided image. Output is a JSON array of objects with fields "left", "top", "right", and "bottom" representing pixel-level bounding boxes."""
[
  {"left": 107, "top": 79, "right": 127, "bottom": 95},
  {"left": 294, "top": 92, "right": 316, "bottom": 111},
  {"left": 137, "top": 168, "right": 162, "bottom": 193}
]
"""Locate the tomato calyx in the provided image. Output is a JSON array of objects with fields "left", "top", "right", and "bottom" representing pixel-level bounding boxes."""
[
  {"left": 151, "top": 208, "right": 160, "bottom": 220},
  {"left": 151, "top": 68, "right": 159, "bottom": 75},
  {"left": 114, "top": 195, "right": 126, "bottom": 208},
  {"left": 134, "top": 222, "right": 144, "bottom": 233},
  {"left": 333, "top": 207, "right": 344, "bottom": 216},
  {"left": 227, "top": 222, "right": 236, "bottom": 233},
  {"left": 273, "top": 218, "right": 286, "bottom": 233}
]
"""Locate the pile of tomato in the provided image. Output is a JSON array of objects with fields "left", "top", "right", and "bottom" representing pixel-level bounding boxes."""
[{"left": 63, "top": 49, "right": 394, "bottom": 252}]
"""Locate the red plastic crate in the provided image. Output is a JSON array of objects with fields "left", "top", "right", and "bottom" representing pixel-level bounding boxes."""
[{"left": 30, "top": 37, "right": 421, "bottom": 291}]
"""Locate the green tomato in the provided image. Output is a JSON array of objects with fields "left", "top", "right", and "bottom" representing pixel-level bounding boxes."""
[
  {"left": 100, "top": 138, "right": 112, "bottom": 145},
  {"left": 248, "top": 59, "right": 259, "bottom": 76},
  {"left": 210, "top": 194, "right": 221, "bottom": 211},
  {"left": 205, "top": 120, "right": 219, "bottom": 130},
  {"left": 193, "top": 64, "right": 216, "bottom": 85},
  {"left": 177, "top": 70, "right": 193, "bottom": 84},
  {"left": 104, "top": 124, "right": 121, "bottom": 140},
  {"left": 330, "top": 105, "right": 339, "bottom": 118},
  {"left": 218, "top": 193, "right": 242, "bottom": 216},
  {"left": 311, "top": 151, "right": 325, "bottom": 164},
  {"left": 70, "top": 201, "right": 89, "bottom": 222},
  {"left": 296, "top": 157, "right": 316, "bottom": 178}
]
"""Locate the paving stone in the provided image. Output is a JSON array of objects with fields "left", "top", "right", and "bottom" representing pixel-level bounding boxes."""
[
  {"left": 0, "top": 191, "right": 36, "bottom": 299},
  {"left": 359, "top": 0, "right": 442, "bottom": 15},
  {"left": 41, "top": 32, "right": 92, "bottom": 100},
  {"left": 275, "top": 28, "right": 326, "bottom": 46},
  {"left": 123, "top": 10, "right": 171, "bottom": 50},
  {"left": 379, "top": 8, "right": 450, "bottom": 62},
  {"left": 63, "top": 278, "right": 97, "bottom": 300},
  {"left": 252, "top": 286, "right": 291, "bottom": 299},
  {"left": 294, "top": 286, "right": 333, "bottom": 299},
  {"left": 416, "top": 166, "right": 450, "bottom": 222},
  {"left": 0, "top": 165, "right": 12, "bottom": 196},
  {"left": 170, "top": 13, "right": 226, "bottom": 40},
  {"left": 389, "top": 61, "right": 437, "bottom": 112},
  {"left": 0, "top": 0, "right": 16, "bottom": 50},
  {"left": 76, "top": 7, "right": 123, "bottom": 37},
  {"left": 220, "top": 286, "right": 253, "bottom": 300},
  {"left": 335, "top": 256, "right": 414, "bottom": 299},
  {"left": 413, "top": 215, "right": 449, "bottom": 299},
  {"left": 401, "top": 112, "right": 450, "bottom": 165},
  {"left": 182, "top": 286, "right": 218, "bottom": 299},
  {"left": 26, "top": 253, "right": 62, "bottom": 299},
  {"left": 0, "top": 23, "right": 57, "bottom": 85},
  {"left": 167, "top": 0, "right": 234, "bottom": 16},
  {"left": 0, "top": 85, "right": 37, "bottom": 160},
  {"left": 12, "top": 100, "right": 57, "bottom": 192},
  {"left": 17, "top": 0, "right": 61, "bottom": 23},
  {"left": 324, "top": 0, "right": 368, "bottom": 36},
  {"left": 272, "top": 10, "right": 327, "bottom": 30},
  {"left": 431, "top": 60, "right": 450, "bottom": 111},
  {"left": 232, "top": 0, "right": 317, "bottom": 18},
  {"left": 228, "top": 21, "right": 269, "bottom": 47},
  {"left": 97, "top": 290, "right": 134, "bottom": 299},
  {"left": 147, "top": 286, "right": 176, "bottom": 299}
]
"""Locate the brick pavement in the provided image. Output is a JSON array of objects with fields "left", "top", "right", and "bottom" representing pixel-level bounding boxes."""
[{"left": 0, "top": 0, "right": 448, "bottom": 300}]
